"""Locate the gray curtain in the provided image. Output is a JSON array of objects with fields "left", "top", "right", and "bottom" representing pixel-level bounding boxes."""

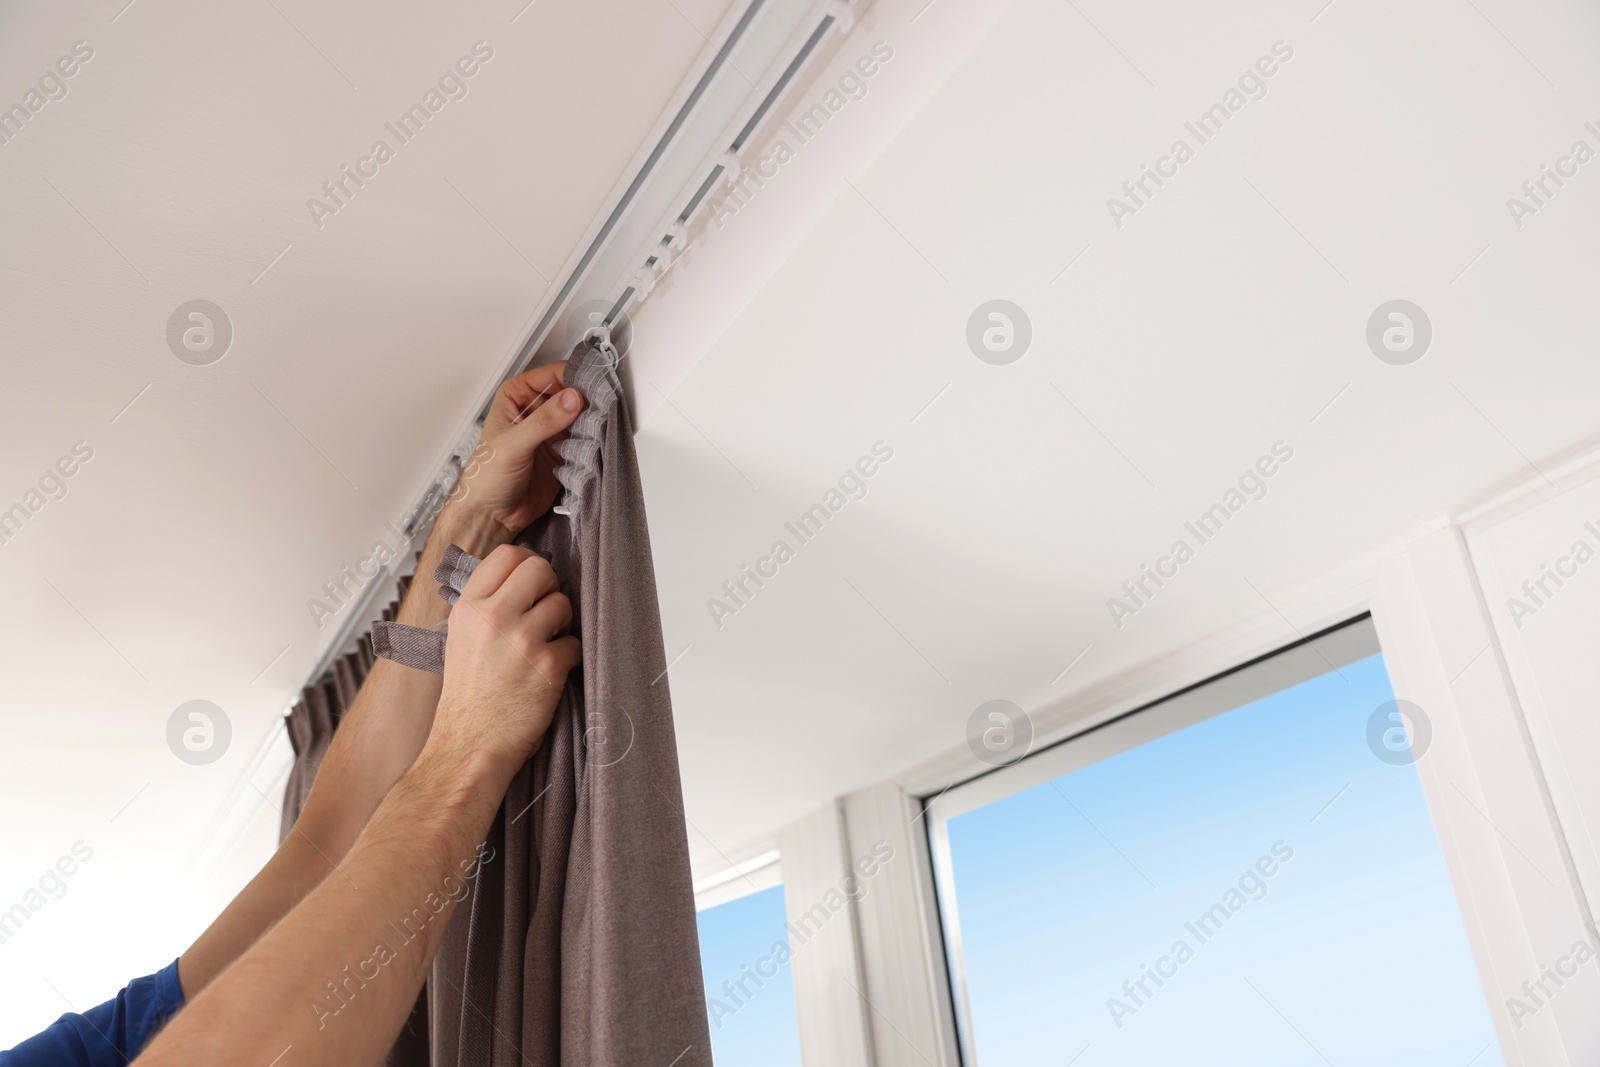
[
  {"left": 282, "top": 603, "right": 403, "bottom": 839},
  {"left": 427, "top": 339, "right": 712, "bottom": 1067},
  {"left": 282, "top": 575, "right": 432, "bottom": 1067},
  {"left": 283, "top": 339, "right": 712, "bottom": 1066}
]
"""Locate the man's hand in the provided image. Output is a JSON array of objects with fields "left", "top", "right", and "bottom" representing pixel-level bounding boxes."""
[
  {"left": 143, "top": 549, "right": 585, "bottom": 1067},
  {"left": 444, "top": 363, "right": 585, "bottom": 553},
  {"left": 172, "top": 363, "right": 583, "bottom": 1007},
  {"left": 428, "top": 544, "right": 582, "bottom": 781}
]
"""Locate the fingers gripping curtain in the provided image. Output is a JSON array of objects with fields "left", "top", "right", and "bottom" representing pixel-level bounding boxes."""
[
  {"left": 426, "top": 339, "right": 712, "bottom": 1067},
  {"left": 283, "top": 339, "right": 712, "bottom": 1066}
]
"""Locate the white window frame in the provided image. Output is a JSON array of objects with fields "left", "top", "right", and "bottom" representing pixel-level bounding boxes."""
[
  {"left": 837, "top": 529, "right": 1597, "bottom": 1067},
  {"left": 924, "top": 617, "right": 1387, "bottom": 1066},
  {"left": 694, "top": 849, "right": 783, "bottom": 912},
  {"left": 749, "top": 448, "right": 1600, "bottom": 1067}
]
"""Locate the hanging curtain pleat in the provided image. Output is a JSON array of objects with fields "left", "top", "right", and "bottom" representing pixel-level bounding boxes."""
[
  {"left": 281, "top": 576, "right": 430, "bottom": 1067},
  {"left": 281, "top": 575, "right": 412, "bottom": 839},
  {"left": 282, "top": 340, "right": 712, "bottom": 1066},
  {"left": 280, "top": 685, "right": 333, "bottom": 842},
  {"left": 427, "top": 340, "right": 712, "bottom": 1067}
]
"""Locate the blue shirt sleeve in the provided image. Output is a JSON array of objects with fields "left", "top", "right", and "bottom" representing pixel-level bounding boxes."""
[{"left": 1, "top": 960, "right": 185, "bottom": 1066}]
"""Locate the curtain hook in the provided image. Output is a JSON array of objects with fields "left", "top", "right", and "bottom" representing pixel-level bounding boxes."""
[{"left": 583, "top": 323, "right": 622, "bottom": 370}]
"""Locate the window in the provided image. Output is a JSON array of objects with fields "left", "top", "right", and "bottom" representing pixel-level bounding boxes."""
[
  {"left": 696, "top": 867, "right": 804, "bottom": 1067},
  {"left": 928, "top": 618, "right": 1502, "bottom": 1066}
]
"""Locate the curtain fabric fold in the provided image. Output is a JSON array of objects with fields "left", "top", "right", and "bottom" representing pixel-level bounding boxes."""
[
  {"left": 428, "top": 339, "right": 712, "bottom": 1067},
  {"left": 282, "top": 576, "right": 432, "bottom": 1067},
  {"left": 283, "top": 598, "right": 403, "bottom": 839},
  {"left": 280, "top": 340, "right": 711, "bottom": 1067}
]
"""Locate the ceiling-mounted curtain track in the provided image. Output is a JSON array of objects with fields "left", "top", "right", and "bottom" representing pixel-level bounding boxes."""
[
  {"left": 501, "top": 0, "right": 859, "bottom": 371},
  {"left": 496, "top": 0, "right": 775, "bottom": 381},
  {"left": 590, "top": 9, "right": 847, "bottom": 330},
  {"left": 409, "top": 0, "right": 858, "bottom": 544},
  {"left": 301, "top": 0, "right": 862, "bottom": 686}
]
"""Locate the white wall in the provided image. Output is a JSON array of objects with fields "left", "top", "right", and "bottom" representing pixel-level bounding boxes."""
[{"left": 766, "top": 448, "right": 1600, "bottom": 1067}]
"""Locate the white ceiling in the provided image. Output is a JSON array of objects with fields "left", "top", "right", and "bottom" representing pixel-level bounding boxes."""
[
  {"left": 0, "top": 0, "right": 733, "bottom": 1041},
  {"left": 3, "top": 0, "right": 1600, "bottom": 1042},
  {"left": 626, "top": 0, "right": 1600, "bottom": 870}
]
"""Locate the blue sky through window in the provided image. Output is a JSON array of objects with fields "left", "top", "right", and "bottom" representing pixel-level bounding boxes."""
[
  {"left": 696, "top": 883, "right": 804, "bottom": 1067},
  {"left": 941, "top": 651, "right": 1502, "bottom": 1066}
]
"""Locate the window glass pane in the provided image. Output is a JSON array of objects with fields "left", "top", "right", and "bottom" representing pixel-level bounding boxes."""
[
  {"left": 935, "top": 645, "right": 1502, "bottom": 1066},
  {"left": 696, "top": 884, "right": 804, "bottom": 1067}
]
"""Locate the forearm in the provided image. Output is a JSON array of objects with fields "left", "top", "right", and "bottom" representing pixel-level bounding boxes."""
[
  {"left": 139, "top": 744, "right": 511, "bottom": 1067},
  {"left": 293, "top": 504, "right": 507, "bottom": 853},
  {"left": 177, "top": 505, "right": 509, "bottom": 998}
]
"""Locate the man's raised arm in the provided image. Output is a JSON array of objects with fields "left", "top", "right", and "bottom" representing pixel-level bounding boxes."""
[
  {"left": 174, "top": 365, "right": 584, "bottom": 1001},
  {"left": 139, "top": 542, "right": 580, "bottom": 1066}
]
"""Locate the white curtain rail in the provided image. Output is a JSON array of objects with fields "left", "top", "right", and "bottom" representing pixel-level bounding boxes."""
[{"left": 302, "top": 0, "right": 865, "bottom": 688}]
